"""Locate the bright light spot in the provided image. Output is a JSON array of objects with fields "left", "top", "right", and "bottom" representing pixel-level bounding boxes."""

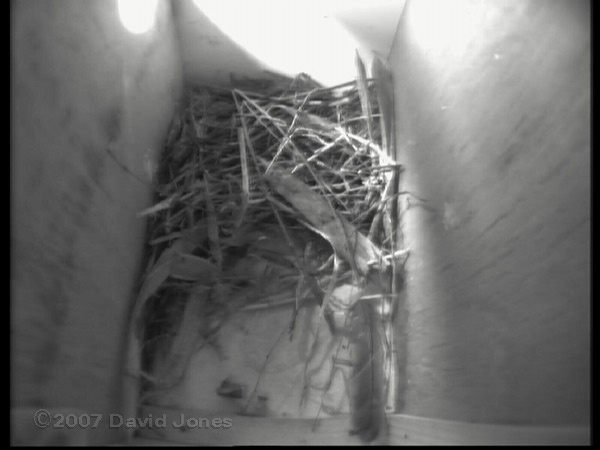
[
  {"left": 192, "top": 0, "right": 360, "bottom": 86},
  {"left": 379, "top": 300, "right": 391, "bottom": 316},
  {"left": 408, "top": 0, "right": 484, "bottom": 57},
  {"left": 118, "top": 0, "right": 158, "bottom": 34}
]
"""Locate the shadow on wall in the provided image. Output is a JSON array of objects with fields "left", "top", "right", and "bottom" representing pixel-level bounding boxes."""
[
  {"left": 11, "top": 0, "right": 183, "bottom": 444},
  {"left": 332, "top": 0, "right": 407, "bottom": 66},
  {"left": 171, "top": 0, "right": 271, "bottom": 86}
]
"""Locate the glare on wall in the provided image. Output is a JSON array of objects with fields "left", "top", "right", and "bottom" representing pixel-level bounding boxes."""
[
  {"left": 408, "top": 0, "right": 485, "bottom": 58},
  {"left": 118, "top": 0, "right": 159, "bottom": 34},
  {"left": 192, "top": 0, "right": 360, "bottom": 86}
]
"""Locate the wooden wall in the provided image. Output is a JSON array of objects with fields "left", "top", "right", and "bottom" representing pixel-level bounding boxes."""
[
  {"left": 11, "top": 0, "right": 183, "bottom": 444},
  {"left": 389, "top": 0, "right": 590, "bottom": 426}
]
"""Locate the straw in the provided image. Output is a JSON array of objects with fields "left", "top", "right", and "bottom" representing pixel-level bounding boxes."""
[{"left": 131, "top": 71, "right": 408, "bottom": 427}]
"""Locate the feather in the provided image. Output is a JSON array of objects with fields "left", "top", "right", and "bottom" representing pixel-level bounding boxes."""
[{"left": 348, "top": 299, "right": 386, "bottom": 443}]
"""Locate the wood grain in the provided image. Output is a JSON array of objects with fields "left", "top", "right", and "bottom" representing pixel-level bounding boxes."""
[{"left": 135, "top": 405, "right": 589, "bottom": 446}]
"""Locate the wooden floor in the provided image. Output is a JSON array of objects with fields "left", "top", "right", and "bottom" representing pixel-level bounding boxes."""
[
  {"left": 134, "top": 404, "right": 590, "bottom": 446},
  {"left": 143, "top": 302, "right": 353, "bottom": 420}
]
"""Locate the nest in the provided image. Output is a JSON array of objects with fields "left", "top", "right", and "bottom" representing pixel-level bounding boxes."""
[{"left": 129, "top": 59, "right": 406, "bottom": 442}]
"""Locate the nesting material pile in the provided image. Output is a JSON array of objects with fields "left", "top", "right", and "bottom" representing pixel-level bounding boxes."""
[{"left": 128, "top": 56, "right": 405, "bottom": 441}]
